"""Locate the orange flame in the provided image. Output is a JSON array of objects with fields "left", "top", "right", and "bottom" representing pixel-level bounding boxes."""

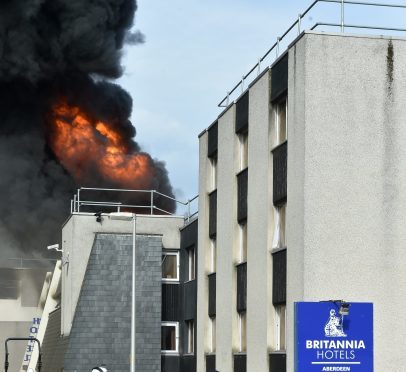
[{"left": 49, "top": 101, "right": 154, "bottom": 188}]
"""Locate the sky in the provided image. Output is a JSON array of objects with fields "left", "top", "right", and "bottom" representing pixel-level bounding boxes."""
[{"left": 118, "top": 0, "right": 405, "bottom": 207}]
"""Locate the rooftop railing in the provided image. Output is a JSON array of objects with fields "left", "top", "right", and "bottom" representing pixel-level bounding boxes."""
[
  {"left": 70, "top": 187, "right": 198, "bottom": 222},
  {"left": 218, "top": 0, "right": 406, "bottom": 107}
]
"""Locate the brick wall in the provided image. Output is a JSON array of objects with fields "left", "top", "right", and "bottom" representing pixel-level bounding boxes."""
[{"left": 63, "top": 233, "right": 162, "bottom": 372}]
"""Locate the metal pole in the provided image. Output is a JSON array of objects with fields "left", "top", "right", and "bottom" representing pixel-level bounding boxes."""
[
  {"left": 298, "top": 14, "right": 302, "bottom": 35},
  {"left": 130, "top": 215, "right": 136, "bottom": 372},
  {"left": 77, "top": 189, "right": 81, "bottom": 212},
  {"left": 150, "top": 191, "right": 154, "bottom": 215},
  {"left": 341, "top": 0, "right": 345, "bottom": 32}
]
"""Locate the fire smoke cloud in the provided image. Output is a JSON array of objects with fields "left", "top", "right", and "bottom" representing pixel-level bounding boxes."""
[{"left": 0, "top": 0, "right": 175, "bottom": 260}]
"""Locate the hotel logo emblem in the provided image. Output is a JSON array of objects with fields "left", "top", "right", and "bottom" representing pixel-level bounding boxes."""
[{"left": 324, "top": 309, "right": 347, "bottom": 338}]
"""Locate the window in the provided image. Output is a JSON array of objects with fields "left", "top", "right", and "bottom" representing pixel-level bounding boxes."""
[
  {"left": 238, "top": 223, "right": 247, "bottom": 263},
  {"left": 239, "top": 132, "right": 248, "bottom": 170},
  {"left": 187, "top": 247, "right": 195, "bottom": 281},
  {"left": 161, "top": 322, "right": 179, "bottom": 353},
  {"left": 209, "top": 316, "right": 216, "bottom": 352},
  {"left": 210, "top": 157, "right": 218, "bottom": 191},
  {"left": 238, "top": 312, "right": 247, "bottom": 352},
  {"left": 162, "top": 252, "right": 179, "bottom": 282},
  {"left": 209, "top": 239, "right": 216, "bottom": 273},
  {"left": 272, "top": 205, "right": 286, "bottom": 249},
  {"left": 274, "top": 99, "right": 287, "bottom": 147},
  {"left": 186, "top": 320, "right": 195, "bottom": 354},
  {"left": 275, "top": 305, "right": 286, "bottom": 351}
]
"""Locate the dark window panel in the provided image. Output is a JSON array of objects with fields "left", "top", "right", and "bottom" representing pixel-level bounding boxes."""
[
  {"left": 206, "top": 354, "right": 216, "bottom": 372},
  {"left": 272, "top": 249, "right": 287, "bottom": 305},
  {"left": 237, "top": 168, "right": 248, "bottom": 223},
  {"left": 272, "top": 141, "right": 287, "bottom": 206},
  {"left": 162, "top": 283, "right": 180, "bottom": 321},
  {"left": 208, "top": 273, "right": 216, "bottom": 317},
  {"left": 236, "top": 91, "right": 249, "bottom": 134},
  {"left": 181, "top": 355, "right": 196, "bottom": 372},
  {"left": 271, "top": 53, "right": 288, "bottom": 102},
  {"left": 209, "top": 190, "right": 217, "bottom": 238},
  {"left": 183, "top": 280, "right": 197, "bottom": 321},
  {"left": 234, "top": 353, "right": 247, "bottom": 372},
  {"left": 181, "top": 219, "right": 198, "bottom": 250},
  {"left": 269, "top": 352, "right": 286, "bottom": 372},
  {"left": 162, "top": 355, "right": 180, "bottom": 372},
  {"left": 236, "top": 262, "right": 247, "bottom": 313},
  {"left": 208, "top": 122, "right": 218, "bottom": 158}
]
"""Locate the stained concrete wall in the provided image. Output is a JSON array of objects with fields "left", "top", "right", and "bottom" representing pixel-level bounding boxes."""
[
  {"left": 63, "top": 233, "right": 162, "bottom": 372},
  {"left": 287, "top": 32, "right": 406, "bottom": 372}
]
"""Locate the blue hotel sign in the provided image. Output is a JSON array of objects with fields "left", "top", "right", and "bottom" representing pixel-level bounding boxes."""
[{"left": 295, "top": 302, "right": 373, "bottom": 372}]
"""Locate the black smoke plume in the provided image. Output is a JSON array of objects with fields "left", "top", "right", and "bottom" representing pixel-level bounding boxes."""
[{"left": 0, "top": 0, "right": 175, "bottom": 263}]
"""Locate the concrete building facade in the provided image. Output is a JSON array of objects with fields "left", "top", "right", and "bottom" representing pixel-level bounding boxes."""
[{"left": 196, "top": 31, "right": 406, "bottom": 372}]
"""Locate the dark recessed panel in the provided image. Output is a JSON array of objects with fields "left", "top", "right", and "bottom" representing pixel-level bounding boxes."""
[
  {"left": 208, "top": 273, "right": 216, "bottom": 317},
  {"left": 209, "top": 190, "right": 217, "bottom": 238},
  {"left": 237, "top": 168, "right": 248, "bottom": 223},
  {"left": 162, "top": 355, "right": 180, "bottom": 372},
  {"left": 234, "top": 353, "right": 247, "bottom": 372},
  {"left": 162, "top": 283, "right": 180, "bottom": 321},
  {"left": 271, "top": 53, "right": 288, "bottom": 102},
  {"left": 272, "top": 141, "right": 287, "bottom": 206},
  {"left": 236, "top": 262, "right": 247, "bottom": 313},
  {"left": 206, "top": 354, "right": 216, "bottom": 372},
  {"left": 183, "top": 280, "right": 197, "bottom": 321},
  {"left": 272, "top": 249, "right": 287, "bottom": 305},
  {"left": 180, "top": 219, "right": 198, "bottom": 250},
  {"left": 235, "top": 91, "right": 249, "bottom": 134},
  {"left": 269, "top": 352, "right": 286, "bottom": 372},
  {"left": 181, "top": 355, "right": 196, "bottom": 372},
  {"left": 208, "top": 122, "right": 218, "bottom": 158}
]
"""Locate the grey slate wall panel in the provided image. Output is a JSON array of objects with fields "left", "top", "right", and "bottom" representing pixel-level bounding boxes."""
[
  {"left": 41, "top": 308, "right": 69, "bottom": 372},
  {"left": 63, "top": 233, "right": 162, "bottom": 372},
  {"left": 181, "top": 354, "right": 196, "bottom": 372}
]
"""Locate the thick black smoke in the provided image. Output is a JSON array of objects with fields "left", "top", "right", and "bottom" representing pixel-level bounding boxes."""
[{"left": 0, "top": 0, "right": 175, "bottom": 261}]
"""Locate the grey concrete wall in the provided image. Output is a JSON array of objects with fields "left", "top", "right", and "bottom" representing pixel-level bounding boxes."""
[
  {"left": 246, "top": 71, "right": 273, "bottom": 371},
  {"left": 62, "top": 214, "right": 183, "bottom": 336},
  {"left": 216, "top": 105, "right": 239, "bottom": 372},
  {"left": 196, "top": 130, "right": 210, "bottom": 372},
  {"left": 63, "top": 233, "right": 162, "bottom": 372},
  {"left": 287, "top": 32, "right": 406, "bottom": 372}
]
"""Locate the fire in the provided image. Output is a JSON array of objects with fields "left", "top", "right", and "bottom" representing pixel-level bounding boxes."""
[{"left": 49, "top": 101, "right": 154, "bottom": 188}]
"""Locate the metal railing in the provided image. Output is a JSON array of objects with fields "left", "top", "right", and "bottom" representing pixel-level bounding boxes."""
[
  {"left": 218, "top": 0, "right": 406, "bottom": 107},
  {"left": 70, "top": 187, "right": 198, "bottom": 221}
]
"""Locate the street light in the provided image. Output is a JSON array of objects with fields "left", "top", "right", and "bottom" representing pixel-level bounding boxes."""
[{"left": 108, "top": 212, "right": 136, "bottom": 372}]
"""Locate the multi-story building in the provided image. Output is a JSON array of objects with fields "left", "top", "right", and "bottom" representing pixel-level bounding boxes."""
[{"left": 196, "top": 26, "right": 406, "bottom": 372}]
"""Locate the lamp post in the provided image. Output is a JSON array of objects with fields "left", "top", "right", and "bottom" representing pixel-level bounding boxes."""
[{"left": 108, "top": 212, "right": 136, "bottom": 372}]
